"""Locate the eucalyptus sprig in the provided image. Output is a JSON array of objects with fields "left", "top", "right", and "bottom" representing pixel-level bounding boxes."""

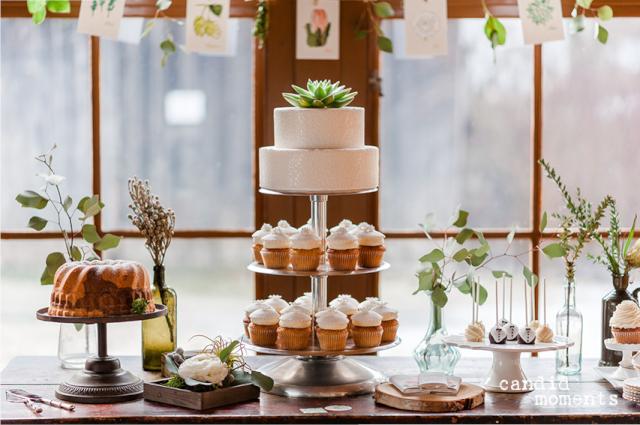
[
  {"left": 15, "top": 144, "right": 123, "bottom": 285},
  {"left": 252, "top": 0, "right": 269, "bottom": 49},
  {"left": 27, "top": 0, "right": 70, "bottom": 25},
  {"left": 569, "top": 0, "right": 614, "bottom": 44},
  {"left": 140, "top": 0, "right": 187, "bottom": 67},
  {"left": 481, "top": 0, "right": 506, "bottom": 63},
  {"left": 539, "top": 159, "right": 612, "bottom": 280},
  {"left": 414, "top": 205, "right": 567, "bottom": 308},
  {"left": 354, "top": 1, "right": 394, "bottom": 53}
]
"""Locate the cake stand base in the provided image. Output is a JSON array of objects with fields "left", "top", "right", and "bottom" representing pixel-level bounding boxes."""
[
  {"left": 481, "top": 351, "right": 532, "bottom": 393},
  {"left": 56, "top": 356, "right": 143, "bottom": 403},
  {"left": 257, "top": 356, "right": 386, "bottom": 398}
]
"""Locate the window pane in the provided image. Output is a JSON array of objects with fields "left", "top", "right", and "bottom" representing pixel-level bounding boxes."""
[
  {"left": 542, "top": 18, "right": 640, "bottom": 222},
  {"left": 380, "top": 19, "right": 532, "bottom": 231},
  {"left": 100, "top": 19, "right": 254, "bottom": 231},
  {"left": 1, "top": 19, "right": 92, "bottom": 231},
  {"left": 378, "top": 238, "right": 530, "bottom": 357}
]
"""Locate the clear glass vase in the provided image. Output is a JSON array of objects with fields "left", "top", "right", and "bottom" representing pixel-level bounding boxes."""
[
  {"left": 142, "top": 265, "right": 177, "bottom": 371},
  {"left": 58, "top": 323, "right": 98, "bottom": 369},
  {"left": 412, "top": 298, "right": 460, "bottom": 375},
  {"left": 556, "top": 277, "right": 583, "bottom": 375}
]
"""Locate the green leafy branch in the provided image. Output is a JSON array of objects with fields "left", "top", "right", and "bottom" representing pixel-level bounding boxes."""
[
  {"left": 414, "top": 205, "right": 567, "bottom": 308},
  {"left": 140, "top": 0, "right": 187, "bottom": 68},
  {"left": 354, "top": 1, "right": 394, "bottom": 53},
  {"left": 252, "top": 0, "right": 269, "bottom": 49},
  {"left": 569, "top": 0, "right": 613, "bottom": 44},
  {"left": 15, "top": 144, "right": 123, "bottom": 285},
  {"left": 481, "top": 0, "right": 506, "bottom": 63},
  {"left": 27, "top": 0, "right": 70, "bottom": 25}
]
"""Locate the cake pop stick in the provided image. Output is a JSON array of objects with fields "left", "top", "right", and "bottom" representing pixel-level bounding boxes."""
[
  {"left": 502, "top": 275, "right": 506, "bottom": 319},
  {"left": 495, "top": 280, "right": 499, "bottom": 324},
  {"left": 524, "top": 279, "right": 528, "bottom": 324},
  {"left": 544, "top": 278, "right": 547, "bottom": 325},
  {"left": 475, "top": 278, "right": 479, "bottom": 322},
  {"left": 509, "top": 278, "right": 513, "bottom": 323},
  {"left": 471, "top": 278, "right": 475, "bottom": 324}
]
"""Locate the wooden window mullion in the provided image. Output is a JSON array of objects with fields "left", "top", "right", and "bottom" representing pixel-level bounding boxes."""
[
  {"left": 90, "top": 36, "right": 103, "bottom": 256},
  {"left": 532, "top": 44, "right": 543, "bottom": 322}
]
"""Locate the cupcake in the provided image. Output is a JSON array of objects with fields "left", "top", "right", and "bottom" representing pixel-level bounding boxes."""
[
  {"left": 264, "top": 295, "right": 289, "bottom": 313},
  {"left": 326, "top": 228, "right": 359, "bottom": 271},
  {"left": 251, "top": 224, "right": 272, "bottom": 264},
  {"left": 315, "top": 306, "right": 347, "bottom": 319},
  {"left": 261, "top": 228, "right": 291, "bottom": 269},
  {"left": 280, "top": 302, "right": 312, "bottom": 317},
  {"left": 332, "top": 299, "right": 359, "bottom": 337},
  {"left": 294, "top": 292, "right": 313, "bottom": 311},
  {"left": 372, "top": 302, "right": 399, "bottom": 342},
  {"left": 356, "top": 225, "right": 386, "bottom": 268},
  {"left": 290, "top": 226, "right": 323, "bottom": 271},
  {"left": 330, "top": 294, "right": 359, "bottom": 307},
  {"left": 610, "top": 300, "right": 640, "bottom": 344},
  {"left": 330, "top": 219, "right": 357, "bottom": 234},
  {"left": 306, "top": 218, "right": 328, "bottom": 235},
  {"left": 248, "top": 305, "right": 280, "bottom": 346},
  {"left": 351, "top": 308, "right": 384, "bottom": 348},
  {"left": 277, "top": 220, "right": 299, "bottom": 237},
  {"left": 276, "top": 308, "right": 312, "bottom": 350},
  {"left": 350, "top": 222, "right": 370, "bottom": 235},
  {"left": 243, "top": 300, "right": 274, "bottom": 338},
  {"left": 316, "top": 310, "right": 350, "bottom": 351},
  {"left": 358, "top": 297, "right": 382, "bottom": 310}
]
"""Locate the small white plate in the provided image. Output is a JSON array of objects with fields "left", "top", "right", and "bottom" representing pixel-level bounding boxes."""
[
  {"left": 594, "top": 367, "right": 637, "bottom": 391},
  {"left": 624, "top": 376, "right": 640, "bottom": 391}
]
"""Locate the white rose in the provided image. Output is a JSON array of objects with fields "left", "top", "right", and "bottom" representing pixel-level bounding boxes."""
[
  {"left": 627, "top": 239, "right": 640, "bottom": 269},
  {"left": 178, "top": 353, "right": 229, "bottom": 385}
]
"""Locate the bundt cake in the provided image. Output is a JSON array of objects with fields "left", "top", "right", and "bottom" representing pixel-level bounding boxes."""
[{"left": 48, "top": 260, "right": 156, "bottom": 317}]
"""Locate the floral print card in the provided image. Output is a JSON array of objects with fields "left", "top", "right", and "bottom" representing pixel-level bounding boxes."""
[
  {"left": 77, "top": 0, "right": 126, "bottom": 39},
  {"left": 296, "top": 0, "right": 340, "bottom": 60},
  {"left": 517, "top": 0, "right": 564, "bottom": 44},
  {"left": 186, "top": 0, "right": 230, "bottom": 53},
  {"left": 404, "top": 0, "right": 448, "bottom": 56}
]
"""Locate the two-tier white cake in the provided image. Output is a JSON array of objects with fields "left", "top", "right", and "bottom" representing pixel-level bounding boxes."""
[{"left": 259, "top": 107, "right": 379, "bottom": 193}]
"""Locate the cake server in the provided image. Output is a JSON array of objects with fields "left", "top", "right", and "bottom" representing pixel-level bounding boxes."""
[
  {"left": 6, "top": 389, "right": 75, "bottom": 411},
  {"left": 5, "top": 391, "right": 43, "bottom": 413}
]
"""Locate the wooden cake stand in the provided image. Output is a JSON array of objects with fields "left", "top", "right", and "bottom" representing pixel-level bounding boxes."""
[{"left": 36, "top": 305, "right": 167, "bottom": 403}]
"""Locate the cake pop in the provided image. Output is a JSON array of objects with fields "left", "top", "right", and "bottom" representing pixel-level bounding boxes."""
[
  {"left": 471, "top": 278, "right": 486, "bottom": 334},
  {"left": 465, "top": 278, "right": 484, "bottom": 342},
  {"left": 489, "top": 280, "right": 507, "bottom": 344},
  {"left": 536, "top": 278, "right": 554, "bottom": 343},
  {"left": 518, "top": 279, "right": 536, "bottom": 345},
  {"left": 504, "top": 278, "right": 519, "bottom": 341}
]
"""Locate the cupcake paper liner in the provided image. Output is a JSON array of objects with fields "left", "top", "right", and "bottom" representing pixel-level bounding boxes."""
[
  {"left": 351, "top": 326, "right": 383, "bottom": 348},
  {"left": 327, "top": 251, "right": 358, "bottom": 271},
  {"left": 358, "top": 249, "right": 385, "bottom": 268},
  {"left": 261, "top": 249, "right": 291, "bottom": 269},
  {"left": 317, "top": 329, "right": 348, "bottom": 351},
  {"left": 252, "top": 245, "right": 264, "bottom": 264},
  {"left": 381, "top": 320, "right": 399, "bottom": 342},
  {"left": 611, "top": 328, "right": 640, "bottom": 344},
  {"left": 248, "top": 324, "right": 278, "bottom": 346},
  {"left": 276, "top": 327, "right": 311, "bottom": 350},
  {"left": 243, "top": 317, "right": 251, "bottom": 338},
  {"left": 290, "top": 251, "right": 321, "bottom": 271}
]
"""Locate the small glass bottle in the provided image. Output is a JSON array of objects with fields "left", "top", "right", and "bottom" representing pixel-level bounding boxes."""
[
  {"left": 58, "top": 323, "right": 98, "bottom": 369},
  {"left": 412, "top": 298, "right": 460, "bottom": 375},
  {"left": 556, "top": 277, "right": 583, "bottom": 375},
  {"left": 142, "top": 265, "right": 177, "bottom": 371}
]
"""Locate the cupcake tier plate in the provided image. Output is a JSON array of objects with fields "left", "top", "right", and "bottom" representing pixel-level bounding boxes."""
[
  {"left": 604, "top": 338, "right": 640, "bottom": 380},
  {"left": 36, "top": 305, "right": 168, "bottom": 403},
  {"left": 248, "top": 261, "right": 390, "bottom": 277},
  {"left": 259, "top": 188, "right": 378, "bottom": 196},
  {"left": 443, "top": 334, "right": 573, "bottom": 394},
  {"left": 239, "top": 334, "right": 401, "bottom": 356}
]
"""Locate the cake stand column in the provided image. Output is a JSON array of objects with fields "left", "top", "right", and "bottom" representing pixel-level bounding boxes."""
[
  {"left": 481, "top": 351, "right": 532, "bottom": 393},
  {"left": 309, "top": 195, "right": 328, "bottom": 345}
]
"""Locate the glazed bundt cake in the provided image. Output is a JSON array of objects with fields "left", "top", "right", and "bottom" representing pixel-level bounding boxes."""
[{"left": 48, "top": 260, "right": 156, "bottom": 317}]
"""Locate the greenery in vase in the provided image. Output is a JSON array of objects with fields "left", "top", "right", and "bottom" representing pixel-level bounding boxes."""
[
  {"left": 283, "top": 80, "right": 357, "bottom": 108},
  {"left": 164, "top": 336, "right": 274, "bottom": 392},
  {"left": 414, "top": 205, "right": 567, "bottom": 308},
  {"left": 539, "top": 159, "right": 611, "bottom": 281},
  {"left": 15, "top": 144, "right": 123, "bottom": 285},
  {"left": 354, "top": 1, "right": 394, "bottom": 53},
  {"left": 588, "top": 200, "right": 639, "bottom": 278}
]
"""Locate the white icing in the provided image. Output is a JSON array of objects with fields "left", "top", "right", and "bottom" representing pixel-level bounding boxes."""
[
  {"left": 290, "top": 226, "right": 322, "bottom": 250},
  {"left": 249, "top": 305, "right": 280, "bottom": 326},
  {"left": 351, "top": 308, "right": 383, "bottom": 327},
  {"left": 264, "top": 295, "right": 289, "bottom": 312},
  {"left": 357, "top": 225, "right": 386, "bottom": 247},
  {"left": 274, "top": 107, "right": 364, "bottom": 149},
  {"left": 262, "top": 228, "right": 290, "bottom": 249},
  {"left": 536, "top": 325, "right": 554, "bottom": 343},
  {"left": 330, "top": 294, "right": 359, "bottom": 307},
  {"left": 489, "top": 325, "right": 507, "bottom": 343},
  {"left": 259, "top": 146, "right": 379, "bottom": 193},
  {"left": 317, "top": 310, "right": 350, "bottom": 330},
  {"left": 518, "top": 326, "right": 536, "bottom": 344},
  {"left": 464, "top": 324, "right": 484, "bottom": 342},
  {"left": 358, "top": 297, "right": 381, "bottom": 310},
  {"left": 499, "top": 318, "right": 509, "bottom": 327},
  {"left": 372, "top": 302, "right": 398, "bottom": 321},
  {"left": 277, "top": 220, "right": 298, "bottom": 237},
  {"left": 279, "top": 311, "right": 312, "bottom": 329},
  {"left": 504, "top": 323, "right": 519, "bottom": 341},
  {"left": 330, "top": 219, "right": 358, "bottom": 234},
  {"left": 244, "top": 300, "right": 274, "bottom": 318},
  {"left": 331, "top": 300, "right": 358, "bottom": 316},
  {"left": 350, "top": 222, "right": 370, "bottom": 236},
  {"left": 315, "top": 307, "right": 347, "bottom": 318},
  {"left": 280, "top": 303, "right": 312, "bottom": 317},
  {"left": 252, "top": 224, "right": 273, "bottom": 245},
  {"left": 326, "top": 227, "right": 359, "bottom": 250},
  {"left": 529, "top": 320, "right": 541, "bottom": 330}
]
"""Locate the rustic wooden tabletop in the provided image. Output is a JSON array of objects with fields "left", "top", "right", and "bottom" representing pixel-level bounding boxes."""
[{"left": 1, "top": 356, "right": 638, "bottom": 424}]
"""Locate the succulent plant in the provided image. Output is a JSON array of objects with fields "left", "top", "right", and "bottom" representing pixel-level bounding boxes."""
[{"left": 283, "top": 80, "right": 357, "bottom": 108}]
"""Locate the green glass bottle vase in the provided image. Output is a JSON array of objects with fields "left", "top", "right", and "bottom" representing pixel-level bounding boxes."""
[{"left": 142, "top": 265, "right": 177, "bottom": 371}]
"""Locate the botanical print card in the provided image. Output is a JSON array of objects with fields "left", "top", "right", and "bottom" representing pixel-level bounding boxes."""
[
  {"left": 404, "top": 0, "right": 448, "bottom": 56},
  {"left": 517, "top": 0, "right": 564, "bottom": 44},
  {"left": 185, "top": 0, "right": 230, "bottom": 53},
  {"left": 77, "top": 0, "right": 126, "bottom": 39},
  {"left": 296, "top": 0, "right": 340, "bottom": 60}
]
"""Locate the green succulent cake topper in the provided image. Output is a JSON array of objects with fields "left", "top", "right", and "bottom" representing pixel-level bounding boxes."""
[{"left": 283, "top": 80, "right": 357, "bottom": 108}]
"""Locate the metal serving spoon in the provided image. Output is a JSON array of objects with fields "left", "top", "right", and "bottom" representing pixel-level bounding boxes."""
[{"left": 6, "top": 389, "right": 75, "bottom": 411}]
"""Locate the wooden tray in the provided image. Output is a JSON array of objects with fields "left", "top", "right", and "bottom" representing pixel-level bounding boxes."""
[
  {"left": 144, "top": 379, "right": 260, "bottom": 410},
  {"left": 373, "top": 382, "right": 484, "bottom": 412}
]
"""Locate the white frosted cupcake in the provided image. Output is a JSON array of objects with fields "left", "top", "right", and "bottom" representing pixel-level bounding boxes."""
[
  {"left": 248, "top": 305, "right": 280, "bottom": 346},
  {"left": 357, "top": 225, "right": 386, "bottom": 268},
  {"left": 290, "top": 226, "right": 323, "bottom": 271},
  {"left": 326, "top": 228, "right": 359, "bottom": 271},
  {"left": 331, "top": 300, "right": 359, "bottom": 337},
  {"left": 372, "top": 302, "right": 399, "bottom": 342},
  {"left": 261, "top": 228, "right": 291, "bottom": 269},
  {"left": 330, "top": 219, "right": 358, "bottom": 234},
  {"left": 351, "top": 308, "right": 384, "bottom": 348},
  {"left": 330, "top": 294, "right": 359, "bottom": 307},
  {"left": 350, "top": 222, "right": 370, "bottom": 235},
  {"left": 243, "top": 300, "right": 274, "bottom": 337},
  {"left": 315, "top": 307, "right": 347, "bottom": 319},
  {"left": 251, "top": 224, "right": 272, "bottom": 264},
  {"left": 610, "top": 300, "right": 640, "bottom": 344},
  {"left": 280, "top": 302, "right": 312, "bottom": 317},
  {"left": 264, "top": 295, "right": 289, "bottom": 313},
  {"left": 358, "top": 297, "right": 382, "bottom": 310},
  {"left": 277, "top": 220, "right": 299, "bottom": 237},
  {"left": 294, "top": 292, "right": 313, "bottom": 311},
  {"left": 316, "top": 310, "right": 350, "bottom": 351},
  {"left": 276, "top": 308, "right": 312, "bottom": 350}
]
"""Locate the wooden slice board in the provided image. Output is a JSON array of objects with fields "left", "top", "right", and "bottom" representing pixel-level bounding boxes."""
[{"left": 374, "top": 382, "right": 484, "bottom": 412}]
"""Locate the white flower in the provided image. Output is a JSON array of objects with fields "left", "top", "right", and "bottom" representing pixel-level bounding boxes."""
[
  {"left": 627, "top": 239, "right": 640, "bottom": 269},
  {"left": 178, "top": 353, "right": 229, "bottom": 385}
]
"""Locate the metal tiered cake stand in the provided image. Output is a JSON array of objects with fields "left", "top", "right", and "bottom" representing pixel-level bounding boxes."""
[
  {"left": 36, "top": 305, "right": 167, "bottom": 403},
  {"left": 243, "top": 188, "right": 400, "bottom": 398}
]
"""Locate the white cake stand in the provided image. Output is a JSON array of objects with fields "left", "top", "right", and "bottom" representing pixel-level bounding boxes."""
[
  {"left": 443, "top": 334, "right": 574, "bottom": 393},
  {"left": 604, "top": 338, "right": 640, "bottom": 380}
]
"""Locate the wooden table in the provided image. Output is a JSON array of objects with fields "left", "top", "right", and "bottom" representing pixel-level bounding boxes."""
[{"left": 1, "top": 356, "right": 637, "bottom": 423}]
